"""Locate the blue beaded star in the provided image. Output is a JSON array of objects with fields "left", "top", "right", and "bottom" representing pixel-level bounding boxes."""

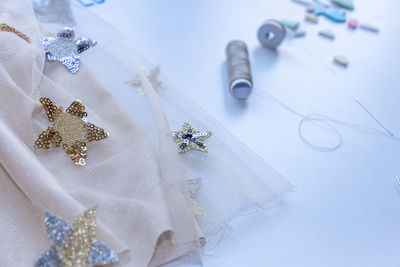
[{"left": 42, "top": 27, "right": 97, "bottom": 74}]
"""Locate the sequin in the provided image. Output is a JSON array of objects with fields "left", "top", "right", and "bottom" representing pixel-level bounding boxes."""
[
  {"left": 172, "top": 122, "right": 212, "bottom": 153},
  {"left": 45, "top": 211, "right": 73, "bottom": 247},
  {"left": 43, "top": 27, "right": 96, "bottom": 73},
  {"left": 0, "top": 23, "right": 30, "bottom": 43},
  {"left": 89, "top": 240, "right": 119, "bottom": 265},
  {"left": 35, "top": 207, "right": 119, "bottom": 267},
  {"left": 35, "top": 246, "right": 63, "bottom": 267},
  {"left": 126, "top": 64, "right": 166, "bottom": 96},
  {"left": 34, "top": 97, "right": 108, "bottom": 166}
]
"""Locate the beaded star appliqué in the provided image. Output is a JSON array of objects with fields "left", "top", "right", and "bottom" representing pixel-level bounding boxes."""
[
  {"left": 35, "top": 206, "right": 119, "bottom": 267},
  {"left": 34, "top": 97, "right": 108, "bottom": 166},
  {"left": 126, "top": 64, "right": 166, "bottom": 96},
  {"left": 172, "top": 122, "right": 212, "bottom": 153},
  {"left": 43, "top": 27, "right": 97, "bottom": 73}
]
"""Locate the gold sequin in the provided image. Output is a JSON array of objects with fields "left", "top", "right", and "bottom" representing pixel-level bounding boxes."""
[
  {"left": 0, "top": 23, "right": 30, "bottom": 43},
  {"left": 35, "top": 97, "right": 109, "bottom": 166},
  {"left": 63, "top": 206, "right": 97, "bottom": 267}
]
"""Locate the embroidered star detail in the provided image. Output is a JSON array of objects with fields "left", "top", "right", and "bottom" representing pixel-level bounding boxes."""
[
  {"left": 34, "top": 97, "right": 109, "bottom": 166},
  {"left": 35, "top": 206, "right": 119, "bottom": 267},
  {"left": 187, "top": 178, "right": 205, "bottom": 215},
  {"left": 172, "top": 122, "right": 212, "bottom": 153},
  {"left": 126, "top": 64, "right": 166, "bottom": 96},
  {"left": 43, "top": 27, "right": 97, "bottom": 73}
]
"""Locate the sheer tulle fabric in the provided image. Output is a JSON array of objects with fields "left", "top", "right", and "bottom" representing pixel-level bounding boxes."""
[{"left": 0, "top": 1, "right": 291, "bottom": 266}]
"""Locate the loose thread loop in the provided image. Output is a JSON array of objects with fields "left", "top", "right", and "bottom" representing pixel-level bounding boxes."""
[{"left": 253, "top": 88, "right": 397, "bottom": 152}]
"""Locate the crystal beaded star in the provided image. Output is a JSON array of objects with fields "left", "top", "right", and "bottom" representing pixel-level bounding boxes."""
[
  {"left": 35, "top": 206, "right": 119, "bottom": 267},
  {"left": 43, "top": 27, "right": 97, "bottom": 73},
  {"left": 172, "top": 122, "right": 212, "bottom": 153},
  {"left": 34, "top": 97, "right": 109, "bottom": 166}
]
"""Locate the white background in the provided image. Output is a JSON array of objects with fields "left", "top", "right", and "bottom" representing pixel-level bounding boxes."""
[{"left": 88, "top": 0, "right": 400, "bottom": 266}]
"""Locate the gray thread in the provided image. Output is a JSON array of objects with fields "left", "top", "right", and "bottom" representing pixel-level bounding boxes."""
[{"left": 225, "top": 40, "right": 253, "bottom": 100}]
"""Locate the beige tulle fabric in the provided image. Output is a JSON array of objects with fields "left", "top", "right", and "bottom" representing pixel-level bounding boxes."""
[{"left": 0, "top": 1, "right": 291, "bottom": 266}]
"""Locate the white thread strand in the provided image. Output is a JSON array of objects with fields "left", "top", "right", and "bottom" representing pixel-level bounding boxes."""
[
  {"left": 355, "top": 98, "right": 394, "bottom": 136},
  {"left": 253, "top": 88, "right": 398, "bottom": 152}
]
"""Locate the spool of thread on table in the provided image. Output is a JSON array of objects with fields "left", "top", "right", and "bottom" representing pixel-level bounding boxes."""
[
  {"left": 257, "top": 19, "right": 286, "bottom": 49},
  {"left": 225, "top": 40, "right": 253, "bottom": 100}
]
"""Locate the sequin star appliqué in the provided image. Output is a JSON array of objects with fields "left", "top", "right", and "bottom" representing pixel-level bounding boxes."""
[
  {"left": 43, "top": 27, "right": 96, "bottom": 73},
  {"left": 34, "top": 97, "right": 108, "bottom": 166},
  {"left": 35, "top": 206, "right": 119, "bottom": 267},
  {"left": 172, "top": 122, "right": 212, "bottom": 153}
]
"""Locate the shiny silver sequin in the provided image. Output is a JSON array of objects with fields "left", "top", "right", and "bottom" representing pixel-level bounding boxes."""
[
  {"left": 89, "top": 240, "right": 119, "bottom": 265},
  {"left": 43, "top": 27, "right": 97, "bottom": 74},
  {"left": 34, "top": 246, "right": 63, "bottom": 267},
  {"left": 45, "top": 211, "right": 73, "bottom": 247}
]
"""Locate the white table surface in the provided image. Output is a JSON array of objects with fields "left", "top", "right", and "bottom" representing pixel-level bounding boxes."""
[{"left": 87, "top": 0, "right": 400, "bottom": 266}]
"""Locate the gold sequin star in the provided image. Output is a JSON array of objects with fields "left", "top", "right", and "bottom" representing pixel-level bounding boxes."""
[
  {"left": 34, "top": 97, "right": 109, "bottom": 166},
  {"left": 172, "top": 122, "right": 212, "bottom": 153}
]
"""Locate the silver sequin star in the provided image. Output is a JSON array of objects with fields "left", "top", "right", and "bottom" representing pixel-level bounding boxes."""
[
  {"left": 43, "top": 27, "right": 97, "bottom": 74},
  {"left": 126, "top": 64, "right": 166, "bottom": 96}
]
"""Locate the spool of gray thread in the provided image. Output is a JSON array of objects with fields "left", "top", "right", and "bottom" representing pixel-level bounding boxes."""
[
  {"left": 225, "top": 40, "right": 253, "bottom": 100},
  {"left": 257, "top": 19, "right": 286, "bottom": 49}
]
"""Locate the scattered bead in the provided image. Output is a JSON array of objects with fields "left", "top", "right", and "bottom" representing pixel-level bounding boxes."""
[
  {"left": 280, "top": 19, "right": 300, "bottom": 31},
  {"left": 306, "top": 5, "right": 315, "bottom": 13},
  {"left": 314, "top": 1, "right": 346, "bottom": 23},
  {"left": 334, "top": 55, "right": 348, "bottom": 67},
  {"left": 359, "top": 23, "right": 379, "bottom": 33},
  {"left": 305, "top": 13, "right": 318, "bottom": 23},
  {"left": 294, "top": 29, "right": 307, "bottom": 37},
  {"left": 348, "top": 19, "right": 358, "bottom": 29},
  {"left": 292, "top": 0, "right": 313, "bottom": 6},
  {"left": 318, "top": 29, "right": 335, "bottom": 40},
  {"left": 332, "top": 0, "right": 354, "bottom": 10}
]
